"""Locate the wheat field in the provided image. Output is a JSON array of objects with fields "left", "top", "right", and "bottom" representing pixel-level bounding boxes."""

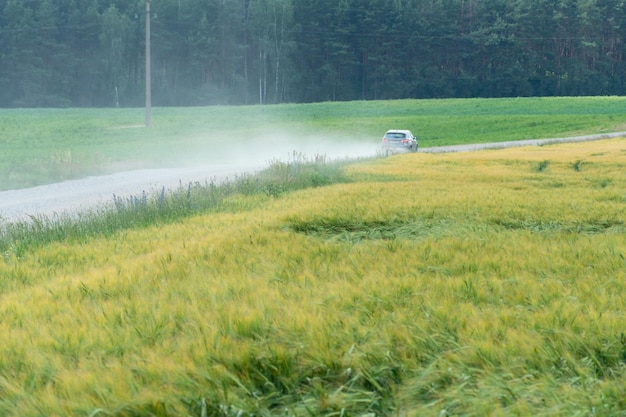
[{"left": 0, "top": 139, "right": 625, "bottom": 416}]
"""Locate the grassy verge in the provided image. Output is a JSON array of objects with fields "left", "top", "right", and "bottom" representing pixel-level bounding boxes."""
[
  {"left": 1, "top": 96, "right": 625, "bottom": 190},
  {"left": 0, "top": 137, "right": 624, "bottom": 416},
  {"left": 0, "top": 153, "right": 352, "bottom": 259}
]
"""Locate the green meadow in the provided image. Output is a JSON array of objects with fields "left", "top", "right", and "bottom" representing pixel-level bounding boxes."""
[
  {"left": 0, "top": 98, "right": 625, "bottom": 416},
  {"left": 1, "top": 96, "right": 625, "bottom": 191}
]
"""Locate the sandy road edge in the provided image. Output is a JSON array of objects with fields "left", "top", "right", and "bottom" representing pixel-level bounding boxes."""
[{"left": 420, "top": 131, "right": 626, "bottom": 153}]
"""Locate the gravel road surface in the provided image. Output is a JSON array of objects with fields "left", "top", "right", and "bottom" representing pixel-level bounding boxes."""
[
  {"left": 0, "top": 164, "right": 265, "bottom": 223},
  {"left": 1, "top": 132, "right": 623, "bottom": 224},
  {"left": 0, "top": 141, "right": 374, "bottom": 223}
]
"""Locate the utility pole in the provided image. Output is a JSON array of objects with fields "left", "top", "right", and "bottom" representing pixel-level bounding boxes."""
[{"left": 145, "top": 0, "right": 152, "bottom": 127}]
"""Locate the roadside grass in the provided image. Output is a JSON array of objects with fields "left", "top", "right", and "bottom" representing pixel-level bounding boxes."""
[
  {"left": 0, "top": 138, "right": 625, "bottom": 416},
  {"left": 1, "top": 96, "right": 625, "bottom": 190},
  {"left": 0, "top": 152, "right": 351, "bottom": 258}
]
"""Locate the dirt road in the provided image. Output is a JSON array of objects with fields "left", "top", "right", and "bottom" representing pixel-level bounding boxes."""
[
  {"left": 1, "top": 132, "right": 623, "bottom": 224},
  {"left": 0, "top": 141, "right": 375, "bottom": 223},
  {"left": 0, "top": 164, "right": 266, "bottom": 223},
  {"left": 419, "top": 131, "right": 626, "bottom": 153}
]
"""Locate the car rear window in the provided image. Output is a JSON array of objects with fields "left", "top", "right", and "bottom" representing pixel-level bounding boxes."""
[{"left": 385, "top": 132, "right": 406, "bottom": 139}]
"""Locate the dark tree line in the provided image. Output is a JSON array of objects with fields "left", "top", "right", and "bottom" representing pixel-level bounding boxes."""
[{"left": 0, "top": 0, "right": 624, "bottom": 107}]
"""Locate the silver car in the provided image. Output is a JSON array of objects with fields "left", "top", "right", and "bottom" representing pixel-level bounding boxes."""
[{"left": 381, "top": 129, "right": 418, "bottom": 153}]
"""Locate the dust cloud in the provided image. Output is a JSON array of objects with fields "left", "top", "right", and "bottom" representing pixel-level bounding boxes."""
[
  {"left": 0, "top": 134, "right": 380, "bottom": 224},
  {"left": 168, "top": 132, "right": 380, "bottom": 168}
]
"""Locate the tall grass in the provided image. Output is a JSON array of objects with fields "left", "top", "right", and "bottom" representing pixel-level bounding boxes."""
[{"left": 0, "top": 138, "right": 624, "bottom": 416}]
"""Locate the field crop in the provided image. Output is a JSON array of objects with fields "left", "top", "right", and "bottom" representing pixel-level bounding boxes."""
[
  {"left": 0, "top": 137, "right": 624, "bottom": 416},
  {"left": 1, "top": 96, "right": 625, "bottom": 191}
]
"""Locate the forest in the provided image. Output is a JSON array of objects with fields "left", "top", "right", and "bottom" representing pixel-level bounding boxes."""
[{"left": 0, "top": 0, "right": 624, "bottom": 107}]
